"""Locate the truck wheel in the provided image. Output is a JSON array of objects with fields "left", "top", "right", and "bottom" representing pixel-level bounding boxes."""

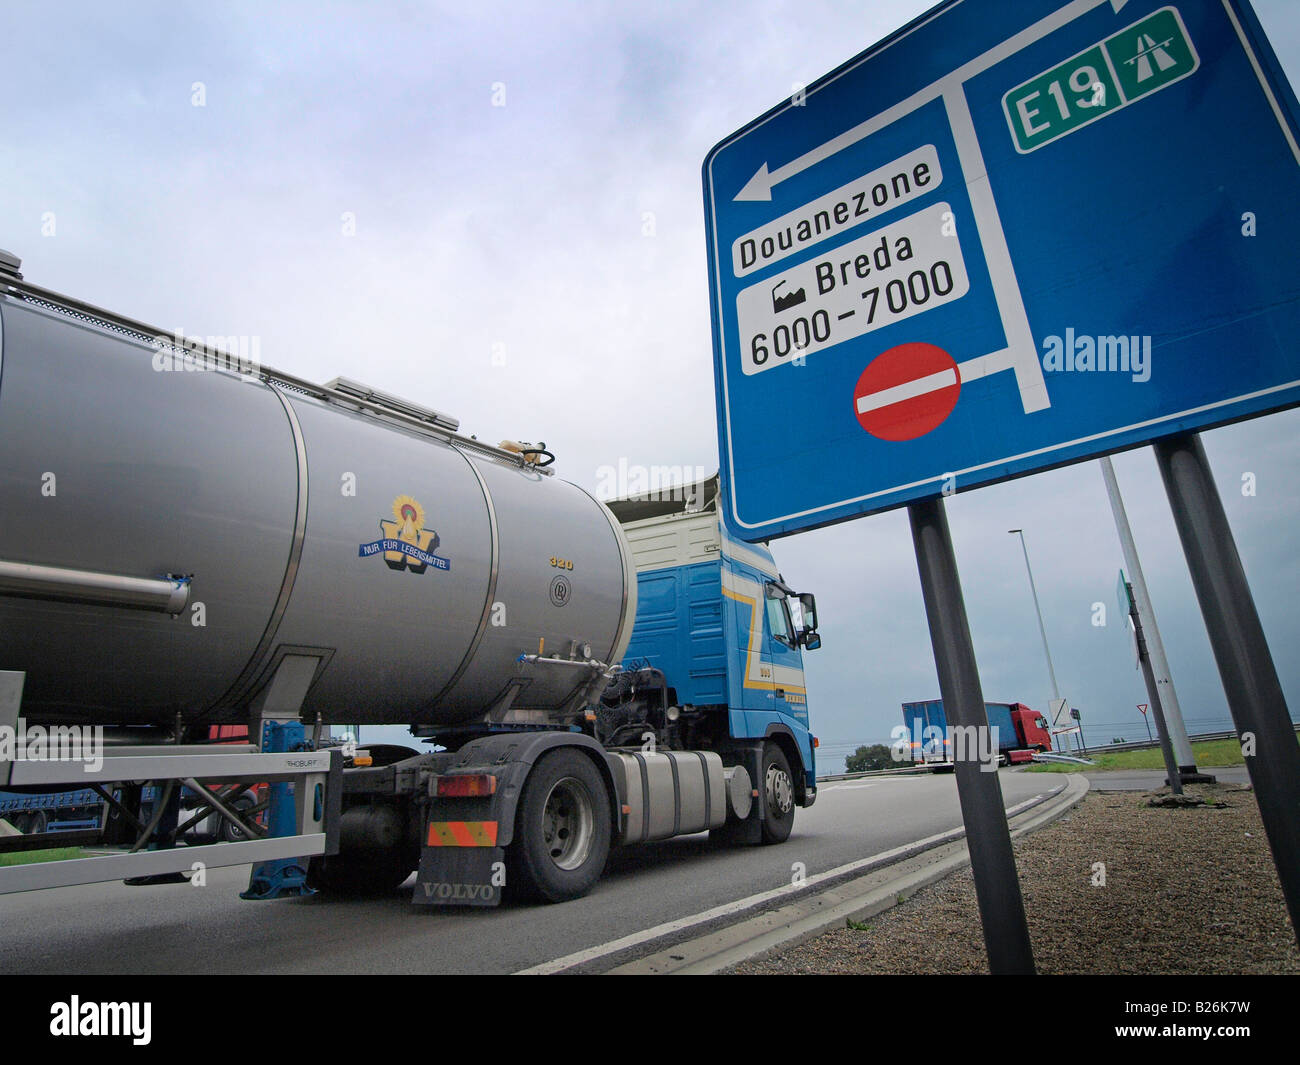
[
  {"left": 760, "top": 743, "right": 795, "bottom": 844},
  {"left": 17, "top": 810, "right": 49, "bottom": 835},
  {"left": 219, "top": 795, "right": 257, "bottom": 843},
  {"left": 509, "top": 749, "right": 611, "bottom": 903}
]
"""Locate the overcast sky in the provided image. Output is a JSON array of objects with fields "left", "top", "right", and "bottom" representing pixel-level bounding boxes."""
[{"left": 3, "top": 0, "right": 1297, "bottom": 769}]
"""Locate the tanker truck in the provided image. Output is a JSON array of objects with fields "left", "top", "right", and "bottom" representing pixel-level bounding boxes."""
[{"left": 0, "top": 249, "right": 819, "bottom": 906}]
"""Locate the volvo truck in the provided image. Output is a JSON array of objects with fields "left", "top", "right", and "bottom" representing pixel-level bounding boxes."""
[{"left": 0, "top": 249, "right": 818, "bottom": 906}]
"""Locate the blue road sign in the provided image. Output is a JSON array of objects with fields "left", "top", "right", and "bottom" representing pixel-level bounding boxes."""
[{"left": 703, "top": 0, "right": 1300, "bottom": 542}]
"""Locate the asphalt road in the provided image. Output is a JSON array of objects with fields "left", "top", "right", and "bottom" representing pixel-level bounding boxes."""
[{"left": 0, "top": 771, "right": 1057, "bottom": 974}]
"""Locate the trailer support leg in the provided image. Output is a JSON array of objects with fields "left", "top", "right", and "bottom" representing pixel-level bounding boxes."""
[
  {"left": 242, "top": 719, "right": 315, "bottom": 900},
  {"left": 242, "top": 654, "right": 323, "bottom": 900}
]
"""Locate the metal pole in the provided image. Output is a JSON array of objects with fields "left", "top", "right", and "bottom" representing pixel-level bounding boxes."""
[
  {"left": 1099, "top": 456, "right": 1197, "bottom": 772},
  {"left": 1127, "top": 582, "right": 1181, "bottom": 795},
  {"left": 1140, "top": 707, "right": 1153, "bottom": 744},
  {"left": 1009, "top": 529, "right": 1068, "bottom": 752},
  {"left": 1153, "top": 432, "right": 1300, "bottom": 943},
  {"left": 914, "top": 498, "right": 1035, "bottom": 974}
]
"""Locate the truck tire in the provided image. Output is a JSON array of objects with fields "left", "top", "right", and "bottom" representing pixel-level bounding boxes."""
[
  {"left": 760, "top": 743, "right": 795, "bottom": 845},
  {"left": 218, "top": 794, "right": 258, "bottom": 843},
  {"left": 508, "top": 748, "right": 611, "bottom": 903}
]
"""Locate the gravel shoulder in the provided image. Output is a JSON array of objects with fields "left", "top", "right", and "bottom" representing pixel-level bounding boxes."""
[{"left": 732, "top": 780, "right": 1300, "bottom": 974}]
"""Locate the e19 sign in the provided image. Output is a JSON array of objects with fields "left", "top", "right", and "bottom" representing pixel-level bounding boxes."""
[{"left": 1004, "top": 7, "right": 1199, "bottom": 154}]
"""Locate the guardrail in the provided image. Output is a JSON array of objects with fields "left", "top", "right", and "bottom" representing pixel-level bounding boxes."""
[
  {"left": 817, "top": 765, "right": 933, "bottom": 783},
  {"left": 817, "top": 723, "right": 1300, "bottom": 780},
  {"left": 1068, "top": 722, "right": 1299, "bottom": 756}
]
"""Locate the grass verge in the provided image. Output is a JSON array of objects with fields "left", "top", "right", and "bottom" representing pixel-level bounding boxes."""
[
  {"left": 0, "top": 847, "right": 86, "bottom": 867},
  {"left": 1021, "top": 735, "right": 1299, "bottom": 772}
]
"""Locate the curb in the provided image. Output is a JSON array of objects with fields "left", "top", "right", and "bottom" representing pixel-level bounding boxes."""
[{"left": 606, "top": 772, "right": 1090, "bottom": 974}]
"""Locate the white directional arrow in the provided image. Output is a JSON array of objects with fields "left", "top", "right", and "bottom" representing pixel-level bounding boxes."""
[{"left": 733, "top": 0, "right": 1130, "bottom": 201}]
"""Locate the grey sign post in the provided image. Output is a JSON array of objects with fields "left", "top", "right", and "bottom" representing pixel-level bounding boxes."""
[
  {"left": 1122, "top": 580, "right": 1181, "bottom": 796},
  {"left": 911, "top": 498, "right": 1035, "bottom": 974},
  {"left": 1100, "top": 456, "right": 1200, "bottom": 777},
  {"left": 1153, "top": 433, "right": 1300, "bottom": 944}
]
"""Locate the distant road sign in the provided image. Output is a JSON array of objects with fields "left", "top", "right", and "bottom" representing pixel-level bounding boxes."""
[{"left": 704, "top": 0, "right": 1300, "bottom": 541}]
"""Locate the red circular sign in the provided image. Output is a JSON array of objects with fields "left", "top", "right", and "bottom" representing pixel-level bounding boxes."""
[{"left": 853, "top": 342, "right": 961, "bottom": 442}]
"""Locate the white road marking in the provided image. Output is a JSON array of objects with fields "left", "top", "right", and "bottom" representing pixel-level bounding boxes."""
[{"left": 514, "top": 787, "right": 1055, "bottom": 974}]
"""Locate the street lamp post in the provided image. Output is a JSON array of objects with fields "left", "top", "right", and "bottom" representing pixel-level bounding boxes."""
[{"left": 1008, "top": 529, "right": 1069, "bottom": 753}]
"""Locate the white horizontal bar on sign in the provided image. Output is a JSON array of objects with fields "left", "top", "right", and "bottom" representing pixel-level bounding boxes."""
[{"left": 856, "top": 367, "right": 957, "bottom": 414}]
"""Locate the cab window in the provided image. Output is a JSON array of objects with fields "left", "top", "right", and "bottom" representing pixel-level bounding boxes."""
[{"left": 765, "top": 585, "right": 794, "bottom": 647}]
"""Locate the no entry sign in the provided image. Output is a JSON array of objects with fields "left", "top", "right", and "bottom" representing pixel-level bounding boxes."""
[{"left": 854, "top": 342, "right": 961, "bottom": 442}]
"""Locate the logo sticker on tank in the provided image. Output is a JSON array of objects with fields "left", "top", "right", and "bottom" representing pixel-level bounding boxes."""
[
  {"left": 549, "top": 574, "right": 571, "bottom": 607},
  {"left": 358, "top": 494, "right": 451, "bottom": 574}
]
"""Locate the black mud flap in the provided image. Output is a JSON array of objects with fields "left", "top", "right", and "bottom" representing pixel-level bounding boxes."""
[{"left": 413, "top": 845, "right": 506, "bottom": 907}]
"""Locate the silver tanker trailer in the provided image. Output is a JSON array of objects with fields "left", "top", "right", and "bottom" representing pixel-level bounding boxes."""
[{"left": 0, "top": 250, "right": 821, "bottom": 905}]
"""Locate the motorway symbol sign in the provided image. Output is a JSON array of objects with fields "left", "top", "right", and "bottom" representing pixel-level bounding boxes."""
[
  {"left": 704, "top": 0, "right": 1300, "bottom": 542},
  {"left": 1003, "top": 6, "right": 1199, "bottom": 153}
]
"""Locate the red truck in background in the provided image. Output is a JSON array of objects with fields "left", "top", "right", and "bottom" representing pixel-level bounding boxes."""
[{"left": 902, "top": 699, "right": 1053, "bottom": 769}]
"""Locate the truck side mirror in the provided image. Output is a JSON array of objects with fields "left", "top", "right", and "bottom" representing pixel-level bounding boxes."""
[
  {"left": 798, "top": 592, "right": 818, "bottom": 632},
  {"left": 801, "top": 631, "right": 821, "bottom": 651}
]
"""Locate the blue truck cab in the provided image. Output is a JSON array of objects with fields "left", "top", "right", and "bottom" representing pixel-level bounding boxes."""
[{"left": 606, "top": 474, "right": 819, "bottom": 840}]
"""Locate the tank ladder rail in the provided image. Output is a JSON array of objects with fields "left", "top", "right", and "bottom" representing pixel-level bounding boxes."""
[
  {"left": 0, "top": 745, "right": 339, "bottom": 895},
  {"left": 0, "top": 711, "right": 341, "bottom": 896},
  {"left": 0, "top": 259, "right": 548, "bottom": 475}
]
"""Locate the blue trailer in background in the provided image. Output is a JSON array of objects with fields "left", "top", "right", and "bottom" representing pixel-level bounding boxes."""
[{"left": 0, "top": 788, "right": 105, "bottom": 835}]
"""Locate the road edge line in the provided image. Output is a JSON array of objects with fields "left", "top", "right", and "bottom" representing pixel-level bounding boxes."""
[
  {"left": 608, "top": 772, "right": 1090, "bottom": 974},
  {"left": 514, "top": 781, "right": 1065, "bottom": 974}
]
